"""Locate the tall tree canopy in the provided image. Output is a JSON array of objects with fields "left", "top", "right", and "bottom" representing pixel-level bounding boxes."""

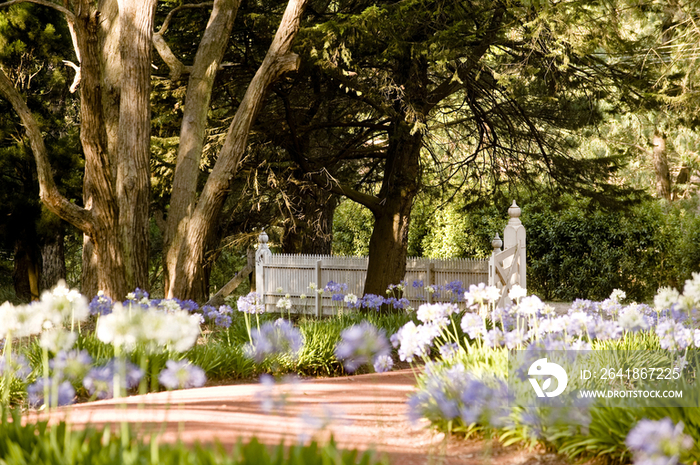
[{"left": 0, "top": 0, "right": 309, "bottom": 301}]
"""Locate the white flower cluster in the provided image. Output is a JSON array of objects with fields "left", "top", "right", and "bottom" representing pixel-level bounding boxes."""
[
  {"left": 96, "top": 302, "right": 201, "bottom": 353},
  {"left": 0, "top": 281, "right": 89, "bottom": 340}
]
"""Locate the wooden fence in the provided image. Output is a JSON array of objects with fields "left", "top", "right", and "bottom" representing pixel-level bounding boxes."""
[{"left": 254, "top": 201, "right": 526, "bottom": 316}]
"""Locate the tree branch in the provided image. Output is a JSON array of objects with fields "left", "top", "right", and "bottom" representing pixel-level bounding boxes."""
[
  {"left": 157, "top": 2, "right": 214, "bottom": 35},
  {"left": 0, "top": 67, "right": 93, "bottom": 233},
  {"left": 0, "top": 0, "right": 74, "bottom": 20},
  {"left": 153, "top": 32, "right": 191, "bottom": 80}
]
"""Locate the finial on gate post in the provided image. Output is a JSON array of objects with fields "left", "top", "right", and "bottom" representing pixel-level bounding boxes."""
[
  {"left": 258, "top": 228, "right": 269, "bottom": 246},
  {"left": 508, "top": 201, "right": 522, "bottom": 226},
  {"left": 491, "top": 232, "right": 503, "bottom": 252}
]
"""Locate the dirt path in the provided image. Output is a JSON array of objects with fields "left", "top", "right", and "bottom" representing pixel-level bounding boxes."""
[{"left": 35, "top": 369, "right": 577, "bottom": 465}]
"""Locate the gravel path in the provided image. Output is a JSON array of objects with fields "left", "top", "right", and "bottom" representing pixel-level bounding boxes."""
[{"left": 36, "top": 369, "right": 577, "bottom": 465}]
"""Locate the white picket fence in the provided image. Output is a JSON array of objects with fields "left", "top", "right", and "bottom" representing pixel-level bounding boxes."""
[{"left": 255, "top": 201, "right": 526, "bottom": 316}]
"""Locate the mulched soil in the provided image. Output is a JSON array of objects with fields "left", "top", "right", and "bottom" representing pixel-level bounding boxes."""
[{"left": 33, "top": 369, "right": 583, "bottom": 465}]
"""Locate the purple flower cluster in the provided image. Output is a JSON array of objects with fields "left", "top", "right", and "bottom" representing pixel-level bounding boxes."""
[
  {"left": 159, "top": 359, "right": 207, "bottom": 390},
  {"left": 360, "top": 294, "right": 385, "bottom": 311},
  {"left": 407, "top": 363, "right": 511, "bottom": 427},
  {"left": 89, "top": 292, "right": 114, "bottom": 316},
  {"left": 247, "top": 319, "right": 304, "bottom": 363},
  {"left": 237, "top": 292, "right": 265, "bottom": 314},
  {"left": 201, "top": 305, "right": 233, "bottom": 328},
  {"left": 27, "top": 378, "right": 75, "bottom": 408},
  {"left": 82, "top": 359, "right": 143, "bottom": 400},
  {"left": 626, "top": 418, "right": 693, "bottom": 465},
  {"left": 335, "top": 321, "right": 391, "bottom": 373}
]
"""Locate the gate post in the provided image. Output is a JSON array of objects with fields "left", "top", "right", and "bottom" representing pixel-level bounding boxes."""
[
  {"left": 503, "top": 201, "right": 526, "bottom": 289},
  {"left": 255, "top": 229, "right": 272, "bottom": 295}
]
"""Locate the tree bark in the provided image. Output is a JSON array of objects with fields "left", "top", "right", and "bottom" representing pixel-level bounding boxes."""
[
  {"left": 74, "top": 0, "right": 128, "bottom": 299},
  {"left": 162, "top": 0, "right": 240, "bottom": 298},
  {"left": 115, "top": 0, "right": 158, "bottom": 291},
  {"left": 40, "top": 222, "right": 67, "bottom": 291},
  {"left": 166, "top": 0, "right": 309, "bottom": 299},
  {"left": 363, "top": 119, "right": 422, "bottom": 296}
]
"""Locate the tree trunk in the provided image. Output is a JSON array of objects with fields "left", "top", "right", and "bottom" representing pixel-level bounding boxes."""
[
  {"left": 75, "top": 1, "right": 128, "bottom": 299},
  {"left": 166, "top": 0, "right": 309, "bottom": 300},
  {"left": 13, "top": 235, "right": 40, "bottom": 302},
  {"left": 363, "top": 120, "right": 422, "bottom": 296},
  {"left": 652, "top": 129, "right": 672, "bottom": 201},
  {"left": 162, "top": 0, "right": 240, "bottom": 298},
  {"left": 40, "top": 223, "right": 66, "bottom": 291},
  {"left": 115, "top": 0, "right": 157, "bottom": 291}
]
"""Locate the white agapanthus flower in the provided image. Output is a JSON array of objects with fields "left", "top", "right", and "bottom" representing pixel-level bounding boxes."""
[
  {"left": 276, "top": 296, "right": 292, "bottom": 311},
  {"left": 96, "top": 303, "right": 143, "bottom": 351},
  {"left": 508, "top": 284, "right": 527, "bottom": 301},
  {"left": 609, "top": 289, "right": 626, "bottom": 303},
  {"left": 654, "top": 287, "right": 680, "bottom": 312},
  {"left": 39, "top": 328, "right": 77, "bottom": 353},
  {"left": 683, "top": 272, "right": 700, "bottom": 305},
  {"left": 618, "top": 307, "right": 649, "bottom": 332},
  {"left": 344, "top": 294, "right": 358, "bottom": 305}
]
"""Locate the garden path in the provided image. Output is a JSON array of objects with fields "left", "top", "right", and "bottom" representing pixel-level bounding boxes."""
[{"left": 42, "top": 369, "right": 576, "bottom": 465}]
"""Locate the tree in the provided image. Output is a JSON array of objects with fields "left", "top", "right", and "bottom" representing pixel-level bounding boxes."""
[
  {"left": 0, "top": 0, "right": 309, "bottom": 301},
  {"left": 0, "top": 4, "right": 81, "bottom": 300},
  {"left": 261, "top": 0, "right": 643, "bottom": 295}
]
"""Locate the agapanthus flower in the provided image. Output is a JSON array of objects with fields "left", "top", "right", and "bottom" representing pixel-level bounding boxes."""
[
  {"left": 626, "top": 418, "right": 693, "bottom": 465},
  {"left": 89, "top": 291, "right": 114, "bottom": 316},
  {"left": 464, "top": 283, "right": 500, "bottom": 308},
  {"left": 438, "top": 342, "right": 459, "bottom": 359},
  {"left": 50, "top": 350, "right": 92, "bottom": 381},
  {"left": 483, "top": 328, "right": 505, "bottom": 349},
  {"left": 335, "top": 321, "right": 390, "bottom": 372},
  {"left": 460, "top": 313, "right": 485, "bottom": 339},
  {"left": 373, "top": 354, "right": 394, "bottom": 373},
  {"left": 123, "top": 288, "right": 150, "bottom": 309},
  {"left": 595, "top": 320, "right": 623, "bottom": 341},
  {"left": 509, "top": 284, "right": 527, "bottom": 301},
  {"left": 39, "top": 328, "right": 77, "bottom": 354},
  {"left": 657, "top": 319, "right": 693, "bottom": 350},
  {"left": 683, "top": 272, "right": 700, "bottom": 306},
  {"left": 27, "top": 378, "right": 75, "bottom": 408},
  {"left": 416, "top": 303, "right": 457, "bottom": 326},
  {"left": 0, "top": 353, "right": 31, "bottom": 381},
  {"left": 324, "top": 281, "right": 348, "bottom": 294},
  {"left": 276, "top": 296, "right": 292, "bottom": 311},
  {"left": 344, "top": 294, "right": 358, "bottom": 306},
  {"left": 83, "top": 359, "right": 143, "bottom": 399},
  {"left": 237, "top": 292, "right": 265, "bottom": 314},
  {"left": 516, "top": 295, "right": 544, "bottom": 317},
  {"left": 158, "top": 359, "right": 207, "bottom": 390},
  {"left": 247, "top": 319, "right": 303, "bottom": 363},
  {"left": 95, "top": 303, "right": 142, "bottom": 350},
  {"left": 445, "top": 281, "right": 465, "bottom": 298},
  {"left": 360, "top": 294, "right": 385, "bottom": 311},
  {"left": 393, "top": 321, "right": 435, "bottom": 362},
  {"left": 569, "top": 299, "right": 599, "bottom": 315},
  {"left": 655, "top": 287, "right": 681, "bottom": 313},
  {"left": 619, "top": 307, "right": 650, "bottom": 332}
]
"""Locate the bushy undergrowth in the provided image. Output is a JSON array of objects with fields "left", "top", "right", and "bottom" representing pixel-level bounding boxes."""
[{"left": 0, "top": 408, "right": 385, "bottom": 465}]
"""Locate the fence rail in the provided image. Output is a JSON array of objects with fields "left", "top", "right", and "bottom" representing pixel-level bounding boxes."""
[{"left": 254, "top": 201, "right": 526, "bottom": 316}]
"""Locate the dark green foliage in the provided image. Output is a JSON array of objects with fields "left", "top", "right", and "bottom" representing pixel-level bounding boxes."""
[{"left": 524, "top": 198, "right": 700, "bottom": 301}]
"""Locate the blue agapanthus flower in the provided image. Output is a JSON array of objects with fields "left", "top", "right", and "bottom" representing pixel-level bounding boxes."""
[
  {"left": 335, "top": 321, "right": 390, "bottom": 373},
  {"left": 27, "top": 378, "right": 75, "bottom": 408}
]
